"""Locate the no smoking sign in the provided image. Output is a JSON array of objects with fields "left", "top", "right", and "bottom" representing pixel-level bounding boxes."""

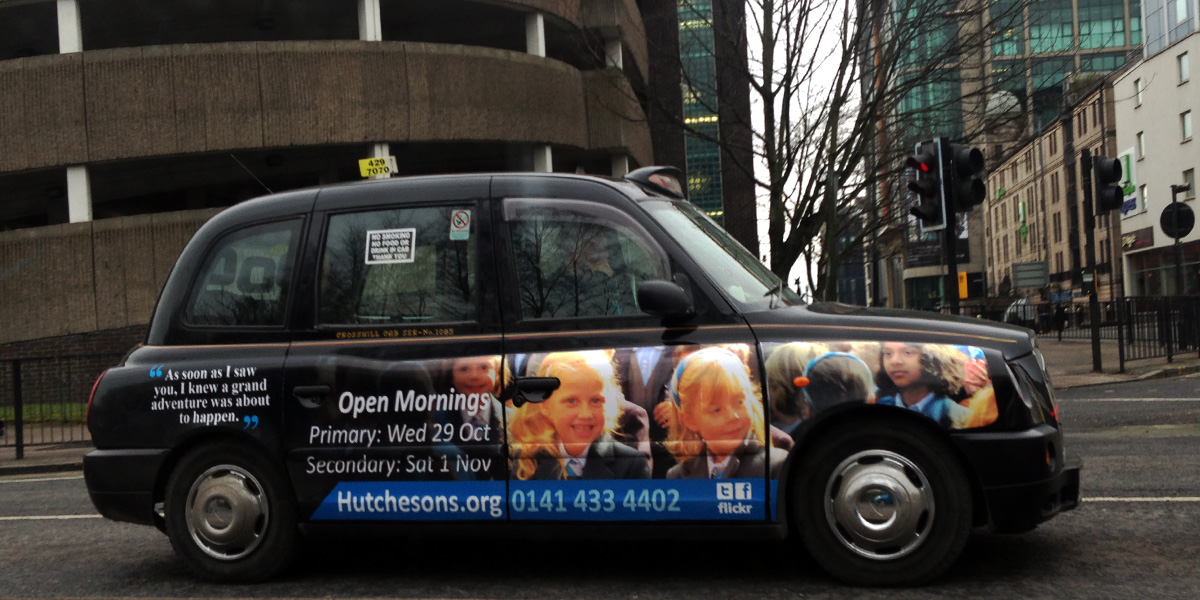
[{"left": 450, "top": 209, "right": 471, "bottom": 240}]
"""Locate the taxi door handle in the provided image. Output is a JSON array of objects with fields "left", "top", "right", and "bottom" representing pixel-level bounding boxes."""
[
  {"left": 293, "top": 385, "right": 332, "bottom": 408},
  {"left": 503, "top": 377, "right": 560, "bottom": 407}
]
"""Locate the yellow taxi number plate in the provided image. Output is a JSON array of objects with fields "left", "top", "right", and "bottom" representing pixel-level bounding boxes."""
[{"left": 358, "top": 156, "right": 397, "bottom": 178}]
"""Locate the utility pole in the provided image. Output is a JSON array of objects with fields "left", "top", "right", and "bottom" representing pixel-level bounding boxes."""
[
  {"left": 1080, "top": 148, "right": 1102, "bottom": 372},
  {"left": 1170, "top": 184, "right": 1192, "bottom": 295}
]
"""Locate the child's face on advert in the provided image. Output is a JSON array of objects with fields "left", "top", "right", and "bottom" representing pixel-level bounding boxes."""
[
  {"left": 683, "top": 390, "right": 751, "bottom": 457},
  {"left": 882, "top": 342, "right": 923, "bottom": 388},
  {"left": 453, "top": 356, "right": 497, "bottom": 396},
  {"left": 542, "top": 376, "right": 606, "bottom": 455}
]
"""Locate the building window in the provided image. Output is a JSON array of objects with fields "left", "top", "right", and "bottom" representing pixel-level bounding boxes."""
[
  {"left": 1055, "top": 251, "right": 1064, "bottom": 274},
  {"left": 1185, "top": 169, "right": 1197, "bottom": 200},
  {"left": 1029, "top": 0, "right": 1075, "bottom": 53},
  {"left": 1135, "top": 78, "right": 1143, "bottom": 106},
  {"left": 1053, "top": 212, "right": 1062, "bottom": 243},
  {"left": 1168, "top": 0, "right": 1197, "bottom": 46},
  {"left": 1181, "top": 52, "right": 1191, "bottom": 83},
  {"left": 1092, "top": 100, "right": 1100, "bottom": 127},
  {"left": 1137, "top": 131, "right": 1146, "bottom": 159},
  {"left": 1140, "top": 184, "right": 1148, "bottom": 211},
  {"left": 1015, "top": 231, "right": 1022, "bottom": 255},
  {"left": 1078, "top": 0, "right": 1127, "bottom": 49},
  {"left": 1051, "top": 172, "right": 1060, "bottom": 203},
  {"left": 1049, "top": 131, "right": 1058, "bottom": 154},
  {"left": 1184, "top": 111, "right": 1194, "bottom": 142}
]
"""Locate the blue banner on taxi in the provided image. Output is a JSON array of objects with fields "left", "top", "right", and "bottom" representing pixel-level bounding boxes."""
[
  {"left": 311, "top": 481, "right": 507, "bottom": 520},
  {"left": 508, "top": 479, "right": 765, "bottom": 521}
]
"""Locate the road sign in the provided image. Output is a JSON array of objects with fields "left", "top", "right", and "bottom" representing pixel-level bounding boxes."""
[
  {"left": 1160, "top": 203, "right": 1195, "bottom": 240},
  {"left": 1012, "top": 261, "right": 1049, "bottom": 289}
]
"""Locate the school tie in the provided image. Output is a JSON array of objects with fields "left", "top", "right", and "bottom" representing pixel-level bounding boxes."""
[{"left": 566, "top": 459, "right": 582, "bottom": 478}]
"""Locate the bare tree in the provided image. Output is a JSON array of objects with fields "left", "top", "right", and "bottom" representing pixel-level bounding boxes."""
[{"left": 643, "top": 0, "right": 1033, "bottom": 301}]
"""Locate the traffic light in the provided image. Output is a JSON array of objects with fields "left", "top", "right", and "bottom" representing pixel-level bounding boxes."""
[
  {"left": 1093, "top": 156, "right": 1124, "bottom": 213},
  {"left": 907, "top": 140, "right": 945, "bottom": 230},
  {"left": 948, "top": 145, "right": 986, "bottom": 211}
]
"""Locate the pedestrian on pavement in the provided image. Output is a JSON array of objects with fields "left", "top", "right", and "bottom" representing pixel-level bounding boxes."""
[{"left": 1054, "top": 305, "right": 1067, "bottom": 341}]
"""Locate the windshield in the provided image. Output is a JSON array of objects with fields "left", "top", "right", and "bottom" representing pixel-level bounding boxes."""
[{"left": 641, "top": 200, "right": 801, "bottom": 311}]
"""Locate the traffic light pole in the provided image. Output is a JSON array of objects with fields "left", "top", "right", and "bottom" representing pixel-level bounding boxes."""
[
  {"left": 943, "top": 187, "right": 959, "bottom": 314},
  {"left": 1079, "top": 149, "right": 1102, "bottom": 372},
  {"left": 1171, "top": 184, "right": 1186, "bottom": 296}
]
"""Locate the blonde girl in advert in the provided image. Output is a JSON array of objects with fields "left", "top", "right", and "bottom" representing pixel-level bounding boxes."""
[{"left": 509, "top": 350, "right": 650, "bottom": 480}]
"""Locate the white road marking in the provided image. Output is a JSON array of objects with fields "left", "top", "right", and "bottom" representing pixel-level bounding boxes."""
[
  {"left": 1087, "top": 497, "right": 1200, "bottom": 502},
  {"left": 0, "top": 475, "right": 84, "bottom": 484},
  {"left": 0, "top": 514, "right": 101, "bottom": 521},
  {"left": 1065, "top": 398, "right": 1200, "bottom": 402}
]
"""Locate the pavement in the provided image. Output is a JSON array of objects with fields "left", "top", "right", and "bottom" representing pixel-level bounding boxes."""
[{"left": 3, "top": 338, "right": 1199, "bottom": 476}]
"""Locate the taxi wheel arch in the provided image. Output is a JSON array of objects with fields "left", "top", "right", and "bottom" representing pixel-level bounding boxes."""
[
  {"left": 789, "top": 417, "right": 973, "bottom": 586},
  {"left": 163, "top": 440, "right": 297, "bottom": 582}
]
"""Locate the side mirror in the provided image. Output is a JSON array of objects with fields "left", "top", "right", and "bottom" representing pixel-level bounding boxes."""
[{"left": 637, "top": 280, "right": 695, "bottom": 319}]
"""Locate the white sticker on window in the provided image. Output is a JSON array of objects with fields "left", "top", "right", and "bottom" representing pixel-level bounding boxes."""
[{"left": 365, "top": 228, "right": 416, "bottom": 264}]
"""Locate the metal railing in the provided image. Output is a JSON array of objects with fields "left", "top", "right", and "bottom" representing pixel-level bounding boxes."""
[
  {"left": 943, "top": 297, "right": 1200, "bottom": 372},
  {"left": 0, "top": 354, "right": 122, "bottom": 457}
]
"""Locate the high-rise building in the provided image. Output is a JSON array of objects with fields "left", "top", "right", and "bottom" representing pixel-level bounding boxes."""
[
  {"left": 642, "top": 0, "right": 758, "bottom": 255},
  {"left": 867, "top": 0, "right": 1143, "bottom": 309},
  {"left": 1115, "top": 0, "right": 1199, "bottom": 295}
]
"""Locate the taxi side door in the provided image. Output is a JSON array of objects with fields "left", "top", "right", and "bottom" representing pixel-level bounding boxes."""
[
  {"left": 282, "top": 177, "right": 507, "bottom": 523},
  {"left": 493, "top": 176, "right": 776, "bottom": 523}
]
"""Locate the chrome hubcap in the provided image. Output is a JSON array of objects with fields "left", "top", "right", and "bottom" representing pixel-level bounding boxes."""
[
  {"left": 185, "top": 465, "right": 269, "bottom": 561},
  {"left": 824, "top": 450, "right": 933, "bottom": 560}
]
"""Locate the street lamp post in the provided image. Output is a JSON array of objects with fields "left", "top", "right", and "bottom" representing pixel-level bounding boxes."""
[{"left": 1170, "top": 184, "right": 1193, "bottom": 295}]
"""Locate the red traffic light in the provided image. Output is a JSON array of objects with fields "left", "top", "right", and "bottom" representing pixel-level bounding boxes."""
[{"left": 907, "top": 153, "right": 933, "bottom": 173}]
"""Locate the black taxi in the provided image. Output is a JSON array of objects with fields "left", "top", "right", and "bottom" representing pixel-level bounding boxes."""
[{"left": 83, "top": 167, "right": 1080, "bottom": 585}]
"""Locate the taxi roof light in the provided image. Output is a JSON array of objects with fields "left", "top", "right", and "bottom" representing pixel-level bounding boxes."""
[{"left": 626, "top": 166, "right": 686, "bottom": 199}]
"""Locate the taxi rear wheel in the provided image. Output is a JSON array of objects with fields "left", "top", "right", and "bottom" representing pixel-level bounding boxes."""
[
  {"left": 164, "top": 442, "right": 297, "bottom": 582},
  {"left": 792, "top": 421, "right": 972, "bottom": 586}
]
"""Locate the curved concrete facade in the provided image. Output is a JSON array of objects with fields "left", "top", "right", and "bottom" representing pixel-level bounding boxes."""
[
  {"left": 0, "top": 41, "right": 650, "bottom": 173},
  {"left": 0, "top": 0, "right": 656, "bottom": 345}
]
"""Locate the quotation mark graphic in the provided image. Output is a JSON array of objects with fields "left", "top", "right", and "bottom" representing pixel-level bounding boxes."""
[
  {"left": 243, "top": 415, "right": 259, "bottom": 430},
  {"left": 148, "top": 365, "right": 164, "bottom": 378}
]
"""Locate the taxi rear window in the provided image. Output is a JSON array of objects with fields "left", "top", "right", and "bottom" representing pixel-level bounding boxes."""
[
  {"left": 183, "top": 219, "right": 301, "bottom": 327},
  {"left": 318, "top": 206, "right": 477, "bottom": 325}
]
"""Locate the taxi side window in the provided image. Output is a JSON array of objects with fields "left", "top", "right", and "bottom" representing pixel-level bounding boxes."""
[
  {"left": 319, "top": 206, "right": 476, "bottom": 325},
  {"left": 184, "top": 219, "right": 301, "bottom": 327},
  {"left": 505, "top": 198, "right": 669, "bottom": 320}
]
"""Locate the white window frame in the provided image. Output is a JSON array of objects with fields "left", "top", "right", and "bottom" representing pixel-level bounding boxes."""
[
  {"left": 1184, "top": 111, "right": 1194, "bottom": 142},
  {"left": 1135, "top": 78, "right": 1143, "bottom": 106},
  {"left": 1137, "top": 131, "right": 1146, "bottom": 159},
  {"left": 1180, "top": 52, "right": 1191, "bottom": 84}
]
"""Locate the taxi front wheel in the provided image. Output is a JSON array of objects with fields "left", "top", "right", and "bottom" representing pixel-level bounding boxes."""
[
  {"left": 792, "top": 421, "right": 972, "bottom": 586},
  {"left": 164, "top": 442, "right": 297, "bottom": 582}
]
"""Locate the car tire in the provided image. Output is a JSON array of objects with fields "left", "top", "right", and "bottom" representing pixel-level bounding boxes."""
[
  {"left": 164, "top": 442, "right": 297, "bottom": 582},
  {"left": 792, "top": 420, "right": 972, "bottom": 586}
]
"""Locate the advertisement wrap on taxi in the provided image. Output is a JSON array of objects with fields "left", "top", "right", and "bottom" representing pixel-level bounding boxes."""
[{"left": 83, "top": 169, "right": 1077, "bottom": 586}]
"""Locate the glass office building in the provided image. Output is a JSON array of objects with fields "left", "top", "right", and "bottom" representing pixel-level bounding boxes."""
[{"left": 678, "top": 0, "right": 726, "bottom": 224}]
